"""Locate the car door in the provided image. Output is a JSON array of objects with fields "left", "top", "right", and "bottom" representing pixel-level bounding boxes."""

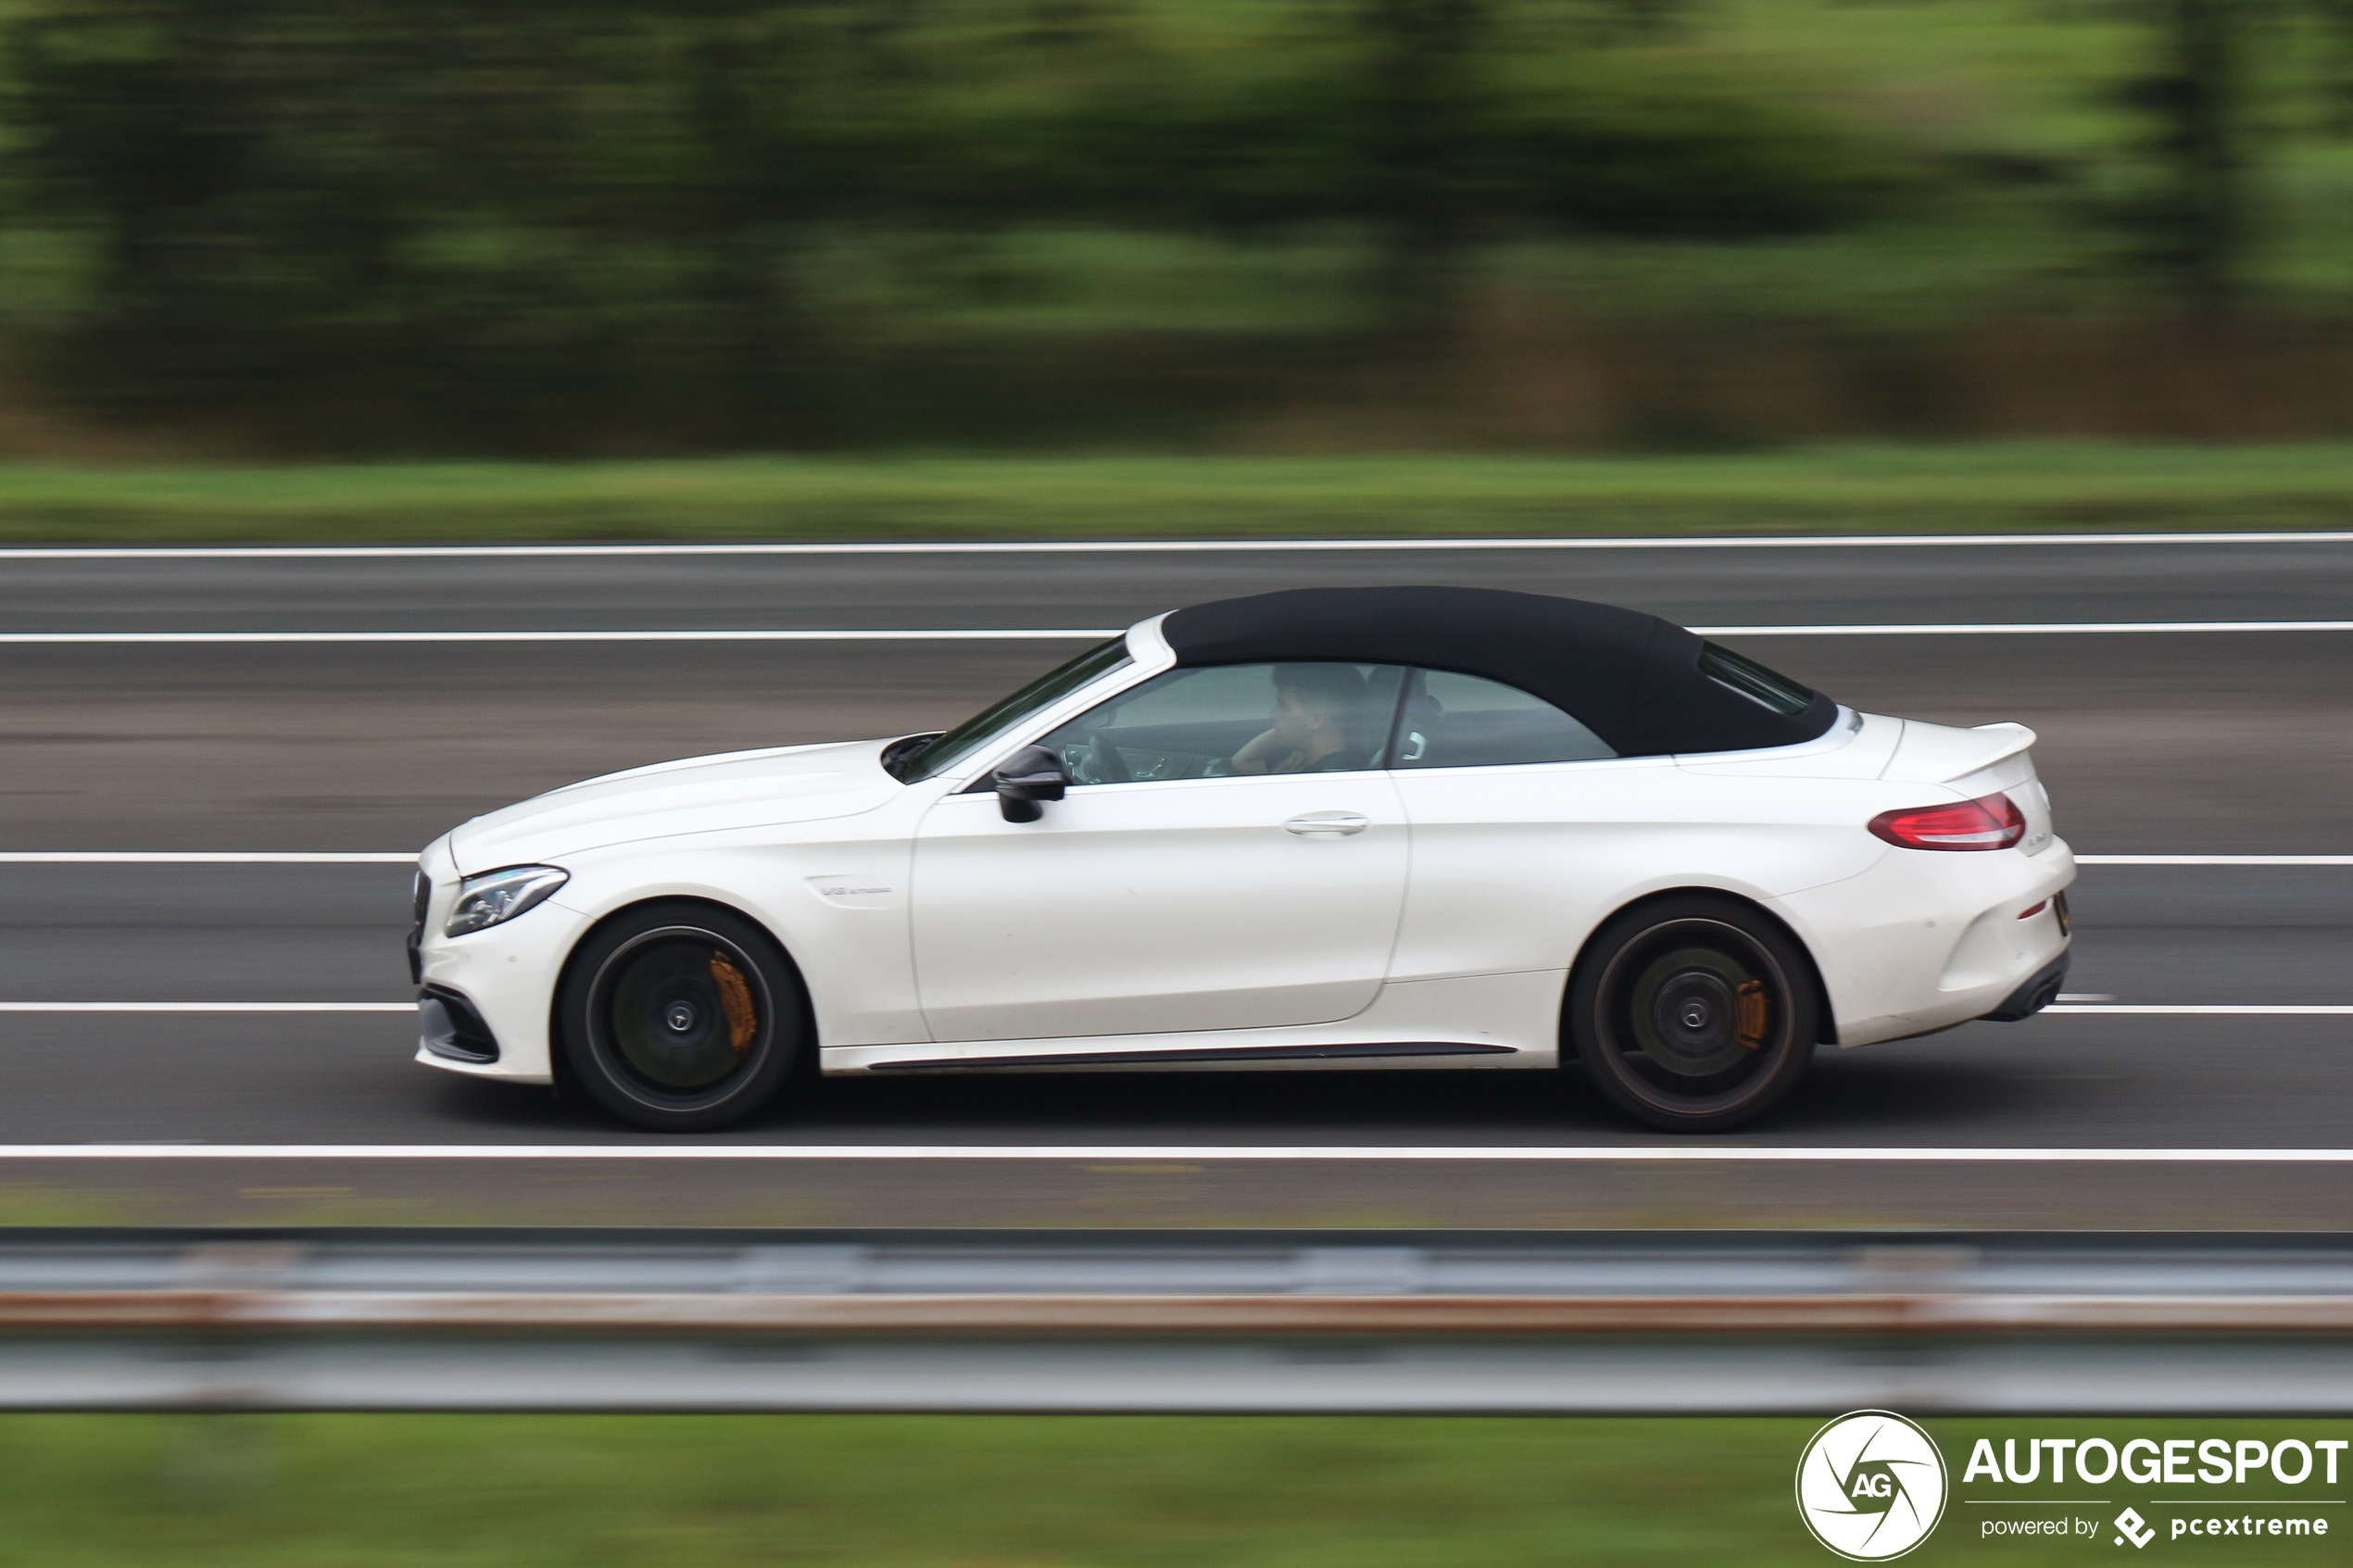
[
  {"left": 1385, "top": 667, "right": 1689, "bottom": 984},
  {"left": 911, "top": 662, "right": 1410, "bottom": 1042}
]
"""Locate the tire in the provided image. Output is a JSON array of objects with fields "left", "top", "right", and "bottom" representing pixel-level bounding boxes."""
[
  {"left": 557, "top": 900, "right": 808, "bottom": 1133},
  {"left": 1565, "top": 894, "right": 1818, "bottom": 1134}
]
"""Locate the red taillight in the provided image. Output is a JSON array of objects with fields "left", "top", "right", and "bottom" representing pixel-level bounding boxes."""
[{"left": 1868, "top": 792, "right": 2026, "bottom": 852}]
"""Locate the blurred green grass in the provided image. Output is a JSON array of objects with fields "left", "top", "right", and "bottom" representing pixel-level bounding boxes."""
[
  {"left": 4, "top": 443, "right": 2352, "bottom": 542},
  {"left": 0, "top": 1413, "right": 2334, "bottom": 1567}
]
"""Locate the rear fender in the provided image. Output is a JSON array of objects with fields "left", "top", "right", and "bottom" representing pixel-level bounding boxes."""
[{"left": 1560, "top": 887, "right": 1839, "bottom": 1057}]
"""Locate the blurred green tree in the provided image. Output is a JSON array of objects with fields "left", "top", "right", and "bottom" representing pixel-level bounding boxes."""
[
  {"left": 3, "top": 0, "right": 1921, "bottom": 450},
  {"left": 2114, "top": 0, "right": 2249, "bottom": 317}
]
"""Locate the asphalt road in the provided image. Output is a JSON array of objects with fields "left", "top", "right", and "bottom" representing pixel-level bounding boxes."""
[
  {"left": 5, "top": 538, "right": 2351, "bottom": 853},
  {"left": 0, "top": 537, "right": 2346, "bottom": 1223},
  {"left": 6, "top": 535, "right": 2351, "bottom": 632},
  {"left": 5, "top": 635, "right": 2346, "bottom": 853},
  {"left": 0, "top": 861, "right": 2337, "bottom": 1148}
]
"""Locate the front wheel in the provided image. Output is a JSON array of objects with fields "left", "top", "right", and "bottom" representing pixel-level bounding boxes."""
[
  {"left": 557, "top": 901, "right": 808, "bottom": 1132},
  {"left": 1566, "top": 895, "right": 1818, "bottom": 1133}
]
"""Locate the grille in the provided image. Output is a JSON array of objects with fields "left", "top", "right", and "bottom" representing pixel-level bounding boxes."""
[{"left": 407, "top": 872, "right": 430, "bottom": 985}]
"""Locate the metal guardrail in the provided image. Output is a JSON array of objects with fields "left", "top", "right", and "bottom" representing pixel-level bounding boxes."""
[{"left": 0, "top": 1228, "right": 2348, "bottom": 1412}]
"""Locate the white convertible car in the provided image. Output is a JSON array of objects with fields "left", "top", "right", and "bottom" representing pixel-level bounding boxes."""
[{"left": 410, "top": 586, "right": 2073, "bottom": 1133}]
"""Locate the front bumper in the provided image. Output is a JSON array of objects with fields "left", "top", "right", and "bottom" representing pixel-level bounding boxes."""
[
  {"left": 409, "top": 841, "right": 580, "bottom": 1084},
  {"left": 418, "top": 985, "right": 500, "bottom": 1063}
]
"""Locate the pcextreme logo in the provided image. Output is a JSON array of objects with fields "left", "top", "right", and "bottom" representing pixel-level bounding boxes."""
[
  {"left": 1796, "top": 1411, "right": 1950, "bottom": 1561},
  {"left": 1962, "top": 1432, "right": 2344, "bottom": 1548}
]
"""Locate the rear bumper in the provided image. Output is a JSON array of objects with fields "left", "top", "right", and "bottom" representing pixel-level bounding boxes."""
[
  {"left": 1979, "top": 952, "right": 2070, "bottom": 1022},
  {"left": 1772, "top": 838, "right": 2076, "bottom": 1047}
]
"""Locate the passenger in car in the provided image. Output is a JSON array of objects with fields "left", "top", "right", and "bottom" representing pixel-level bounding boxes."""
[{"left": 1230, "top": 663, "right": 1373, "bottom": 774}]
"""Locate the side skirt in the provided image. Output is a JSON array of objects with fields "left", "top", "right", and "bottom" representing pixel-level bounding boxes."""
[{"left": 867, "top": 1041, "right": 1518, "bottom": 1073}]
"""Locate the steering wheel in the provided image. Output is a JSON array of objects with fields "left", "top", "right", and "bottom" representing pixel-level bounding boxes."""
[{"left": 1088, "top": 730, "right": 1133, "bottom": 783}]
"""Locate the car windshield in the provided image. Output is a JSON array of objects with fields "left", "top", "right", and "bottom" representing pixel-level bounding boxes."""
[{"left": 896, "top": 638, "right": 1131, "bottom": 782}]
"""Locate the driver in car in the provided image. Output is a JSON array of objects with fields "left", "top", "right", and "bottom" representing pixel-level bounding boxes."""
[{"left": 1230, "top": 663, "right": 1371, "bottom": 774}]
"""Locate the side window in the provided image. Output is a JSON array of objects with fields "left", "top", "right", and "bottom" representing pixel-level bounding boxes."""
[
  {"left": 1039, "top": 663, "right": 1405, "bottom": 785},
  {"left": 1393, "top": 670, "right": 1617, "bottom": 769}
]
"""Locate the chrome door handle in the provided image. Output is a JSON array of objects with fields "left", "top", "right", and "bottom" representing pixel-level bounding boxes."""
[{"left": 1284, "top": 812, "right": 1369, "bottom": 836}]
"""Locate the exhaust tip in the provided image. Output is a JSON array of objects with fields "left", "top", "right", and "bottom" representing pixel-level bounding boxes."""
[{"left": 1981, "top": 958, "right": 2070, "bottom": 1023}]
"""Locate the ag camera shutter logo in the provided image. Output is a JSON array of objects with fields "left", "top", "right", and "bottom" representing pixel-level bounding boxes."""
[{"left": 1795, "top": 1410, "right": 1948, "bottom": 1561}]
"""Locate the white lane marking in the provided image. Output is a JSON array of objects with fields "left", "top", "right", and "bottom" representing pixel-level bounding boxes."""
[
  {"left": 11, "top": 1000, "right": 2319, "bottom": 1016},
  {"left": 10, "top": 1000, "right": 2322, "bottom": 1016},
  {"left": 1694, "top": 621, "right": 2353, "bottom": 636},
  {"left": 0, "top": 851, "right": 2334, "bottom": 867},
  {"left": 0, "top": 1144, "right": 2349, "bottom": 1160},
  {"left": 0, "top": 1002, "right": 410, "bottom": 1013},
  {"left": 6, "top": 532, "right": 2353, "bottom": 559},
  {"left": 2045, "top": 1004, "right": 2353, "bottom": 1016},
  {"left": 2, "top": 620, "right": 2349, "bottom": 645},
  {"left": 0, "top": 851, "right": 416, "bottom": 864},
  {"left": 2076, "top": 854, "right": 2353, "bottom": 866},
  {"left": 0, "top": 628, "right": 1123, "bottom": 644}
]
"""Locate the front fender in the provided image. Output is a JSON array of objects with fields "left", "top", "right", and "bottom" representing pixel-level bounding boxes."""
[{"left": 544, "top": 837, "right": 925, "bottom": 1051}]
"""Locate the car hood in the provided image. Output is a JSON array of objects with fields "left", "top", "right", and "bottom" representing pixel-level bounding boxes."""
[{"left": 447, "top": 738, "right": 901, "bottom": 872}]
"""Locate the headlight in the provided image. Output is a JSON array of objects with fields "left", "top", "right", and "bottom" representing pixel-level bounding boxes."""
[{"left": 445, "top": 866, "right": 569, "bottom": 936}]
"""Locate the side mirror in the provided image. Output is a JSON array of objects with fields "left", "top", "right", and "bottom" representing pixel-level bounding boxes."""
[{"left": 991, "top": 745, "right": 1068, "bottom": 822}]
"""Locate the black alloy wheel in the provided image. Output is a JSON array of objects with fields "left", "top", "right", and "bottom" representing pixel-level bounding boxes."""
[
  {"left": 1566, "top": 894, "right": 1818, "bottom": 1133},
  {"left": 558, "top": 901, "right": 808, "bottom": 1132}
]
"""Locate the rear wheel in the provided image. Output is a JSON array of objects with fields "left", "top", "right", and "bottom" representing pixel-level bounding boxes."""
[
  {"left": 1567, "top": 895, "right": 1817, "bottom": 1133},
  {"left": 558, "top": 901, "right": 807, "bottom": 1132}
]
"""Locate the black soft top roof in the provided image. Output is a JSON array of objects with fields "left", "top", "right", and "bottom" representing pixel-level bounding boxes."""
[{"left": 1160, "top": 586, "right": 1837, "bottom": 758}]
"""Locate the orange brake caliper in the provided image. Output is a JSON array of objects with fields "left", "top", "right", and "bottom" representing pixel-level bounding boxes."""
[
  {"left": 708, "top": 952, "right": 759, "bottom": 1059},
  {"left": 1734, "top": 980, "right": 1768, "bottom": 1050}
]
